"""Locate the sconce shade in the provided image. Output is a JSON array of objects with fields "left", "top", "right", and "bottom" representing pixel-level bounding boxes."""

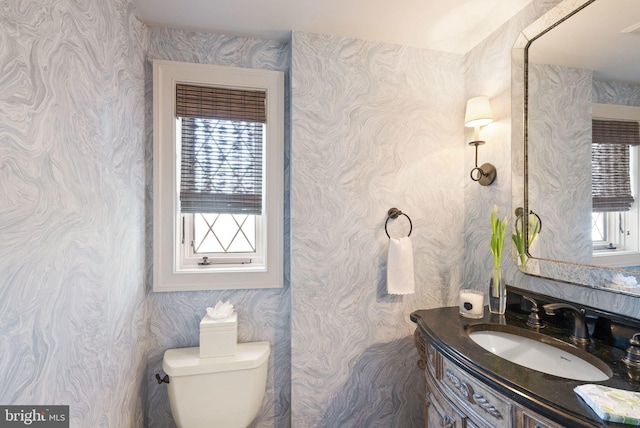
[{"left": 464, "top": 96, "right": 493, "bottom": 128}]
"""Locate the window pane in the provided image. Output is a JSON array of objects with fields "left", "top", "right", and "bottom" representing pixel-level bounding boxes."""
[
  {"left": 592, "top": 212, "right": 606, "bottom": 242},
  {"left": 193, "top": 213, "right": 256, "bottom": 254},
  {"left": 194, "top": 214, "right": 224, "bottom": 253}
]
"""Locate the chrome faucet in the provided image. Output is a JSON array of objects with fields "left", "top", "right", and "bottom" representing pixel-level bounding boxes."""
[{"left": 542, "top": 303, "right": 590, "bottom": 344}]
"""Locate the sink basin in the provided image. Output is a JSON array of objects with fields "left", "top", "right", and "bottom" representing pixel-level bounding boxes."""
[{"left": 468, "top": 325, "right": 612, "bottom": 381}]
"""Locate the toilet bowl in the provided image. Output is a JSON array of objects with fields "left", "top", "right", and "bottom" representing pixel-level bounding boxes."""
[{"left": 162, "top": 341, "right": 270, "bottom": 428}]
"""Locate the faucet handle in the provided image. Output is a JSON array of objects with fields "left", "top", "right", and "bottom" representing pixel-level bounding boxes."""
[
  {"left": 522, "top": 295, "right": 538, "bottom": 309},
  {"left": 522, "top": 296, "right": 544, "bottom": 328},
  {"left": 623, "top": 333, "right": 640, "bottom": 368}
]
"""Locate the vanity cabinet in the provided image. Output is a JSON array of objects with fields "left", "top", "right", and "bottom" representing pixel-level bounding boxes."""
[{"left": 414, "top": 329, "right": 562, "bottom": 428}]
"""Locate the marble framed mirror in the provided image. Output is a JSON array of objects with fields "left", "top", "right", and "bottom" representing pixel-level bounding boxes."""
[{"left": 512, "top": 0, "right": 640, "bottom": 296}]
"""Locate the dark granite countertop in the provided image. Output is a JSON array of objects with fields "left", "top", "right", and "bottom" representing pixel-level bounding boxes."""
[{"left": 411, "top": 306, "right": 640, "bottom": 427}]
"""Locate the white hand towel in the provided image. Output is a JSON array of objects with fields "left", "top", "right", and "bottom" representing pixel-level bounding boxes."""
[{"left": 387, "top": 237, "right": 415, "bottom": 295}]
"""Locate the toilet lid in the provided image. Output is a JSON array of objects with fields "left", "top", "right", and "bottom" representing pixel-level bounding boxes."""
[{"left": 163, "top": 341, "right": 270, "bottom": 377}]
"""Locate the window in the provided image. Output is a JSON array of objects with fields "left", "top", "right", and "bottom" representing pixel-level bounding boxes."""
[
  {"left": 592, "top": 119, "right": 637, "bottom": 212},
  {"left": 153, "top": 60, "right": 284, "bottom": 291},
  {"left": 591, "top": 104, "right": 640, "bottom": 267}
]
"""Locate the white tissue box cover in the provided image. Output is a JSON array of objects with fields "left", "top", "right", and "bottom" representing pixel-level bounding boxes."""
[{"left": 199, "top": 312, "right": 237, "bottom": 358}]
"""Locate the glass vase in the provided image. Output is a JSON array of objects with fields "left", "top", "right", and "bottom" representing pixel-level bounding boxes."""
[
  {"left": 488, "top": 267, "right": 506, "bottom": 314},
  {"left": 517, "top": 252, "right": 528, "bottom": 267}
]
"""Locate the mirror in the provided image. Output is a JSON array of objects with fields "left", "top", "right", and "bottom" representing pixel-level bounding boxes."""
[{"left": 512, "top": 0, "right": 640, "bottom": 296}]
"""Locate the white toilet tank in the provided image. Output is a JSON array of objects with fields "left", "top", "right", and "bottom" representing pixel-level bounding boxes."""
[{"left": 163, "top": 341, "right": 270, "bottom": 428}]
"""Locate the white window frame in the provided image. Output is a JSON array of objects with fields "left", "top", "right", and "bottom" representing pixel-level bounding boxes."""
[
  {"left": 153, "top": 60, "right": 284, "bottom": 291},
  {"left": 592, "top": 103, "right": 640, "bottom": 268}
]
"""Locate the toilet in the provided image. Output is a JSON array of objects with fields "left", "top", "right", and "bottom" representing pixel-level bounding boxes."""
[{"left": 162, "top": 341, "right": 270, "bottom": 428}]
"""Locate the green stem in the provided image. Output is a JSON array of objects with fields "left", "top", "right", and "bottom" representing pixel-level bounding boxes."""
[{"left": 492, "top": 267, "right": 502, "bottom": 297}]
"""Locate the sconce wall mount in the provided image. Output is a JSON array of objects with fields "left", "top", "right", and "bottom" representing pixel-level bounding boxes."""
[
  {"left": 465, "top": 95, "right": 496, "bottom": 186},
  {"left": 469, "top": 140, "right": 497, "bottom": 186}
]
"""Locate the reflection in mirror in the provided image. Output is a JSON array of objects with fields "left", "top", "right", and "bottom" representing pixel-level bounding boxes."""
[{"left": 512, "top": 0, "right": 640, "bottom": 295}]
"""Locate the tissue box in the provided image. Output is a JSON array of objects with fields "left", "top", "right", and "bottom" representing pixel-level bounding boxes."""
[{"left": 199, "top": 312, "right": 237, "bottom": 358}]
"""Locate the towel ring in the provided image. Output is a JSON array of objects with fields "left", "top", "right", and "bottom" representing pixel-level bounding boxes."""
[
  {"left": 385, "top": 208, "right": 412, "bottom": 238},
  {"left": 515, "top": 207, "right": 542, "bottom": 233}
]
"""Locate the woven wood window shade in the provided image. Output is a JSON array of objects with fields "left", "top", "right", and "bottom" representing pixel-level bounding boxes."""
[
  {"left": 176, "top": 84, "right": 266, "bottom": 215},
  {"left": 592, "top": 119, "right": 640, "bottom": 212}
]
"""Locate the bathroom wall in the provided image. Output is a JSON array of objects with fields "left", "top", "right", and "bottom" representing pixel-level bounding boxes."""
[
  {"left": 143, "top": 28, "right": 292, "bottom": 428},
  {"left": 464, "top": 0, "right": 640, "bottom": 316},
  {"left": 290, "top": 31, "right": 465, "bottom": 426},
  {"left": 0, "top": 1, "right": 148, "bottom": 426},
  {"left": 143, "top": 25, "right": 466, "bottom": 427},
  {"left": 461, "top": 0, "right": 553, "bottom": 291}
]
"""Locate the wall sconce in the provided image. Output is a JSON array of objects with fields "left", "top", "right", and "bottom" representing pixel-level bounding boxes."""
[{"left": 465, "top": 95, "right": 496, "bottom": 186}]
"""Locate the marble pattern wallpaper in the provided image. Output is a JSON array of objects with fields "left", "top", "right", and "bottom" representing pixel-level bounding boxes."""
[
  {"left": 528, "top": 63, "right": 592, "bottom": 263},
  {"left": 2, "top": 1, "right": 640, "bottom": 428},
  {"left": 594, "top": 80, "right": 640, "bottom": 107},
  {"left": 290, "top": 31, "right": 465, "bottom": 427},
  {"left": 0, "top": 1, "right": 148, "bottom": 427},
  {"left": 143, "top": 28, "right": 292, "bottom": 428}
]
